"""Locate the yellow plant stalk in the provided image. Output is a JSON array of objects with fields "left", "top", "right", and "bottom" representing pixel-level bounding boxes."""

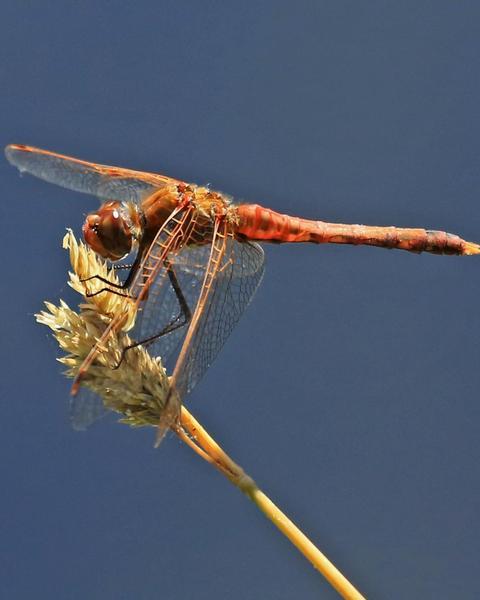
[{"left": 36, "top": 231, "right": 365, "bottom": 600}]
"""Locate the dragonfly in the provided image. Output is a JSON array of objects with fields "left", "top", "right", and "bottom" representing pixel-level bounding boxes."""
[{"left": 6, "top": 144, "right": 480, "bottom": 442}]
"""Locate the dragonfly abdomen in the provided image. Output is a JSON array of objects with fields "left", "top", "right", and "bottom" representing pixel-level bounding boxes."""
[{"left": 235, "top": 204, "right": 480, "bottom": 255}]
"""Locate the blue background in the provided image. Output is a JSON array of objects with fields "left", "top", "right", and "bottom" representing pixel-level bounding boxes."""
[{"left": 2, "top": 2, "right": 480, "bottom": 598}]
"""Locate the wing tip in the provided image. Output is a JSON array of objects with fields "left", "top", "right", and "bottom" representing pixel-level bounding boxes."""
[{"left": 5, "top": 143, "right": 33, "bottom": 169}]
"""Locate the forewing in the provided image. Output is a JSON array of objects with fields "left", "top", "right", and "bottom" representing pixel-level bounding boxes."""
[{"left": 5, "top": 144, "right": 182, "bottom": 203}]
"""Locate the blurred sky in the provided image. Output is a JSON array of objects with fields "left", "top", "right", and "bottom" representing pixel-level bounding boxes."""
[{"left": 2, "top": 2, "right": 480, "bottom": 599}]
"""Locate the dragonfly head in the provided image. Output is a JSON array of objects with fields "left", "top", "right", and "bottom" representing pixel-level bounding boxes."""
[{"left": 83, "top": 200, "right": 134, "bottom": 261}]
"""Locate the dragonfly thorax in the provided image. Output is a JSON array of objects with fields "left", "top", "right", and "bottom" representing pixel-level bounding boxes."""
[{"left": 83, "top": 200, "right": 139, "bottom": 261}]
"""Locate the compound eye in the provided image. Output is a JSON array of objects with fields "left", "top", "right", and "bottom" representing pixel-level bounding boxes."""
[{"left": 82, "top": 201, "right": 133, "bottom": 260}]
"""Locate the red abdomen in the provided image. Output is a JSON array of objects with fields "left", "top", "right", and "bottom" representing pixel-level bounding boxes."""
[
  {"left": 236, "top": 204, "right": 319, "bottom": 243},
  {"left": 235, "top": 203, "right": 479, "bottom": 256}
]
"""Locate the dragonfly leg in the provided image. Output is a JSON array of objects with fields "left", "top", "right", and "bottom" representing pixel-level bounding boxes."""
[
  {"left": 81, "top": 251, "right": 144, "bottom": 297},
  {"left": 85, "top": 286, "right": 134, "bottom": 299},
  {"left": 113, "top": 261, "right": 192, "bottom": 369}
]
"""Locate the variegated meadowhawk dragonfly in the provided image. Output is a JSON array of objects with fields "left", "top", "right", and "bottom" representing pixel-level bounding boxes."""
[{"left": 6, "top": 144, "right": 480, "bottom": 441}]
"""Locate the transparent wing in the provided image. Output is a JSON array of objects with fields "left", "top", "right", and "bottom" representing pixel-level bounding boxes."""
[
  {"left": 133, "top": 244, "right": 212, "bottom": 373},
  {"left": 69, "top": 388, "right": 109, "bottom": 431},
  {"left": 175, "top": 235, "right": 265, "bottom": 397},
  {"left": 5, "top": 144, "right": 182, "bottom": 203},
  {"left": 134, "top": 236, "right": 265, "bottom": 399}
]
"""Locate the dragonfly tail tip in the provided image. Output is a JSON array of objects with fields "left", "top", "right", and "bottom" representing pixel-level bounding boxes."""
[{"left": 463, "top": 241, "right": 480, "bottom": 255}]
